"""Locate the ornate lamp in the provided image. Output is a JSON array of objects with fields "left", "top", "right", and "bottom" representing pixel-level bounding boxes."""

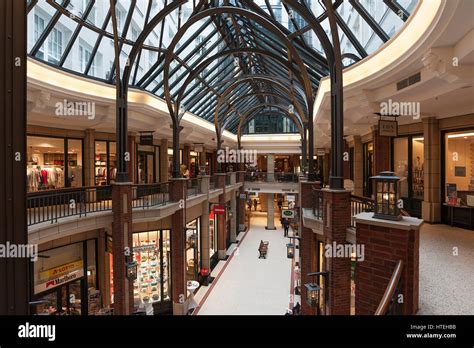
[
  {"left": 304, "top": 283, "right": 320, "bottom": 307},
  {"left": 371, "top": 171, "right": 402, "bottom": 221},
  {"left": 286, "top": 243, "right": 295, "bottom": 259}
]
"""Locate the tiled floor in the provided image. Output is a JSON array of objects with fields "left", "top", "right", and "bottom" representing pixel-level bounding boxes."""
[
  {"left": 419, "top": 223, "right": 474, "bottom": 315},
  {"left": 196, "top": 212, "right": 293, "bottom": 315}
]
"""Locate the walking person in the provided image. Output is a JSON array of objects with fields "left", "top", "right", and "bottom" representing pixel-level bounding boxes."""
[
  {"left": 253, "top": 199, "right": 258, "bottom": 211},
  {"left": 283, "top": 219, "right": 289, "bottom": 237}
]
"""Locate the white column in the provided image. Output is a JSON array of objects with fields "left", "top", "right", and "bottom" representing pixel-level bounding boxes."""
[
  {"left": 266, "top": 193, "right": 276, "bottom": 230},
  {"left": 267, "top": 154, "right": 275, "bottom": 182},
  {"left": 230, "top": 194, "right": 237, "bottom": 243}
]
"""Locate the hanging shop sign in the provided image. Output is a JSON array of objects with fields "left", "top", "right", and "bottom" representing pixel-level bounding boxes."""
[
  {"left": 239, "top": 193, "right": 247, "bottom": 200},
  {"left": 214, "top": 205, "right": 226, "bottom": 215},
  {"left": 282, "top": 209, "right": 295, "bottom": 219},
  {"left": 139, "top": 132, "right": 154, "bottom": 146},
  {"left": 286, "top": 195, "right": 296, "bottom": 202},
  {"left": 317, "top": 149, "right": 326, "bottom": 156},
  {"left": 35, "top": 260, "right": 84, "bottom": 294},
  {"left": 379, "top": 120, "right": 398, "bottom": 137}
]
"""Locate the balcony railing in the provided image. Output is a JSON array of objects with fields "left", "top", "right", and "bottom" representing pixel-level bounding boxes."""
[
  {"left": 132, "top": 182, "right": 170, "bottom": 209},
  {"left": 350, "top": 195, "right": 375, "bottom": 228},
  {"left": 27, "top": 186, "right": 112, "bottom": 226},
  {"left": 187, "top": 178, "right": 202, "bottom": 197},
  {"left": 245, "top": 172, "right": 299, "bottom": 183},
  {"left": 375, "top": 260, "right": 404, "bottom": 315},
  {"left": 312, "top": 188, "right": 324, "bottom": 220},
  {"left": 225, "top": 173, "right": 232, "bottom": 186}
]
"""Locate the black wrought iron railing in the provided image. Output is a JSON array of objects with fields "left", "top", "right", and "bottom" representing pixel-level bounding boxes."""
[
  {"left": 375, "top": 260, "right": 404, "bottom": 315},
  {"left": 27, "top": 186, "right": 112, "bottom": 226},
  {"left": 132, "top": 183, "right": 170, "bottom": 209},
  {"left": 225, "top": 173, "right": 232, "bottom": 186},
  {"left": 210, "top": 174, "right": 217, "bottom": 190},
  {"left": 350, "top": 195, "right": 375, "bottom": 228},
  {"left": 312, "top": 188, "right": 324, "bottom": 220},
  {"left": 275, "top": 172, "right": 299, "bottom": 183},
  {"left": 187, "top": 178, "right": 202, "bottom": 197}
]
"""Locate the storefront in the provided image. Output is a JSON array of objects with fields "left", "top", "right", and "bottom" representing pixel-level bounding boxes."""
[
  {"left": 27, "top": 135, "right": 84, "bottom": 192},
  {"left": 186, "top": 218, "right": 201, "bottom": 282},
  {"left": 137, "top": 144, "right": 160, "bottom": 184},
  {"left": 391, "top": 135, "right": 425, "bottom": 217},
  {"left": 132, "top": 230, "right": 172, "bottom": 314},
  {"left": 441, "top": 128, "right": 474, "bottom": 229},
  {"left": 31, "top": 240, "right": 98, "bottom": 315},
  {"left": 168, "top": 148, "right": 183, "bottom": 178},
  {"left": 209, "top": 208, "right": 218, "bottom": 269},
  {"left": 95, "top": 140, "right": 117, "bottom": 185}
]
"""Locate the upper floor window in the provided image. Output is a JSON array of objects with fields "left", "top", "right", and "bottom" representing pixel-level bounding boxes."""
[
  {"left": 79, "top": 44, "right": 93, "bottom": 74},
  {"left": 34, "top": 14, "right": 45, "bottom": 59},
  {"left": 48, "top": 28, "right": 63, "bottom": 64}
]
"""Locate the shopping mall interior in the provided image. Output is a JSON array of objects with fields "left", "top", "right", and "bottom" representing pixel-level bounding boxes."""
[{"left": 0, "top": 0, "right": 473, "bottom": 318}]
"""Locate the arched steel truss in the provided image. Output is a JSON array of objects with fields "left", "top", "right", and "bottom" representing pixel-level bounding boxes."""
[{"left": 28, "top": 0, "right": 415, "bottom": 184}]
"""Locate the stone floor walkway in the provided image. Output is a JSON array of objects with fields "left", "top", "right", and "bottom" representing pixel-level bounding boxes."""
[
  {"left": 419, "top": 223, "right": 474, "bottom": 315},
  {"left": 196, "top": 213, "right": 293, "bottom": 315}
]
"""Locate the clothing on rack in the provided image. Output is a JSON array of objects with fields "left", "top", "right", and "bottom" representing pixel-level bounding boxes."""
[{"left": 27, "top": 166, "right": 64, "bottom": 191}]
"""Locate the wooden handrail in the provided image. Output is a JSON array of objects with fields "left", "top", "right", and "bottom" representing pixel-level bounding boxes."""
[{"left": 375, "top": 260, "right": 403, "bottom": 315}]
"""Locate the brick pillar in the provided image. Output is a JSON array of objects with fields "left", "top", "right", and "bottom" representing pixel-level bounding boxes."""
[
  {"left": 160, "top": 139, "right": 169, "bottom": 182},
  {"left": 299, "top": 181, "right": 320, "bottom": 315},
  {"left": 323, "top": 189, "right": 352, "bottom": 315},
  {"left": 372, "top": 125, "right": 390, "bottom": 175},
  {"left": 170, "top": 178, "right": 188, "bottom": 315},
  {"left": 111, "top": 183, "right": 134, "bottom": 315},
  {"left": 355, "top": 214, "right": 423, "bottom": 315},
  {"left": 353, "top": 136, "right": 364, "bottom": 196},
  {"left": 422, "top": 117, "right": 441, "bottom": 223},
  {"left": 216, "top": 173, "right": 227, "bottom": 259},
  {"left": 200, "top": 175, "right": 211, "bottom": 271},
  {"left": 183, "top": 145, "right": 190, "bottom": 170},
  {"left": 238, "top": 171, "right": 246, "bottom": 231},
  {"left": 84, "top": 129, "right": 95, "bottom": 186},
  {"left": 230, "top": 192, "right": 237, "bottom": 242}
]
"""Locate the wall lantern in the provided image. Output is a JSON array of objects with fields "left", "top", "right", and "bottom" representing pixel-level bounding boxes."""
[
  {"left": 305, "top": 271, "right": 329, "bottom": 313},
  {"left": 126, "top": 256, "right": 138, "bottom": 281},
  {"left": 286, "top": 243, "right": 295, "bottom": 259},
  {"left": 371, "top": 171, "right": 401, "bottom": 221},
  {"left": 304, "top": 283, "right": 320, "bottom": 307}
]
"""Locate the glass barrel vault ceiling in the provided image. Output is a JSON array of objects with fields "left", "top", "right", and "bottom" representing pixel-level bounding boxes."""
[{"left": 27, "top": 0, "right": 418, "bottom": 134}]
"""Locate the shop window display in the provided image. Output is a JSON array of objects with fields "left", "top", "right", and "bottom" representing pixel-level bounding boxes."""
[
  {"left": 445, "top": 130, "right": 474, "bottom": 202},
  {"left": 31, "top": 240, "right": 98, "bottom": 315},
  {"left": 27, "top": 136, "right": 83, "bottom": 192},
  {"left": 95, "top": 141, "right": 117, "bottom": 185},
  {"left": 186, "top": 219, "right": 201, "bottom": 282},
  {"left": 132, "top": 230, "right": 171, "bottom": 310}
]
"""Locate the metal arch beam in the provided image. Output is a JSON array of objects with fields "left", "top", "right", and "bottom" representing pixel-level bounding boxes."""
[
  {"left": 235, "top": 104, "right": 304, "bottom": 148},
  {"left": 219, "top": 84, "right": 306, "bottom": 133},
  {"left": 237, "top": 104, "right": 304, "bottom": 148},
  {"left": 281, "top": 0, "right": 344, "bottom": 188},
  {"left": 342, "top": 53, "right": 362, "bottom": 64},
  {"left": 221, "top": 92, "right": 305, "bottom": 131},
  {"left": 213, "top": 76, "right": 308, "bottom": 134},
  {"left": 163, "top": 6, "right": 315, "bottom": 127},
  {"left": 174, "top": 47, "right": 308, "bottom": 118}
]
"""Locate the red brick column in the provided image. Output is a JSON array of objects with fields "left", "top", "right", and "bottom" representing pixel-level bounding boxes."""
[
  {"left": 170, "top": 178, "right": 188, "bottom": 315},
  {"left": 238, "top": 171, "right": 246, "bottom": 231},
  {"left": 323, "top": 189, "right": 352, "bottom": 315},
  {"left": 299, "top": 181, "right": 320, "bottom": 315},
  {"left": 216, "top": 173, "right": 227, "bottom": 259},
  {"left": 355, "top": 214, "right": 422, "bottom": 315},
  {"left": 111, "top": 183, "right": 133, "bottom": 315},
  {"left": 372, "top": 126, "right": 390, "bottom": 175}
]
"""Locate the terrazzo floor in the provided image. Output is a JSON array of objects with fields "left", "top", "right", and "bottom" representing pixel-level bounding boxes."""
[
  {"left": 196, "top": 212, "right": 293, "bottom": 315},
  {"left": 419, "top": 223, "right": 474, "bottom": 315}
]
